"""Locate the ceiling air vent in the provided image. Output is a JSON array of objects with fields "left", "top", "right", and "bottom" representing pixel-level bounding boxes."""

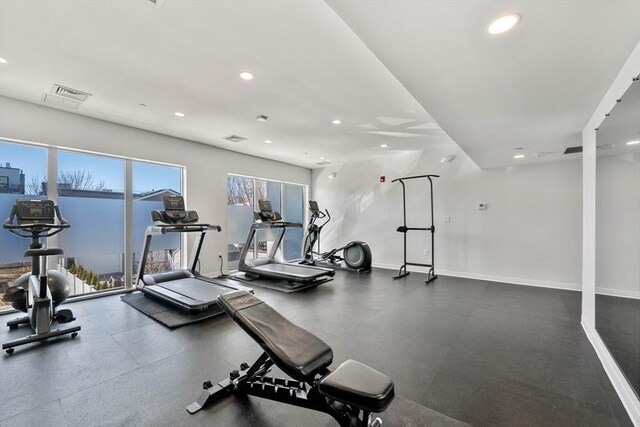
[
  {"left": 224, "top": 135, "right": 247, "bottom": 143},
  {"left": 563, "top": 146, "right": 583, "bottom": 154},
  {"left": 316, "top": 160, "right": 332, "bottom": 165},
  {"left": 51, "top": 84, "right": 91, "bottom": 102}
]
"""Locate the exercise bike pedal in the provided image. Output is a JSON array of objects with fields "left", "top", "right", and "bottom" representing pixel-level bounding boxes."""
[
  {"left": 203, "top": 380, "right": 213, "bottom": 389},
  {"left": 55, "top": 309, "right": 76, "bottom": 324},
  {"left": 240, "top": 362, "right": 249, "bottom": 370}
]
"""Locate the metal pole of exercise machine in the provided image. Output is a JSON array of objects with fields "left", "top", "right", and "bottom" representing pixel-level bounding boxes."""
[{"left": 391, "top": 174, "right": 439, "bottom": 284}]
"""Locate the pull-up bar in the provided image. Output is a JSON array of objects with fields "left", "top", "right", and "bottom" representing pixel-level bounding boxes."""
[{"left": 392, "top": 174, "right": 439, "bottom": 284}]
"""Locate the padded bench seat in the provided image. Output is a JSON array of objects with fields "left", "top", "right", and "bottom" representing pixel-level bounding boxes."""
[
  {"left": 319, "top": 359, "right": 395, "bottom": 413},
  {"left": 217, "top": 290, "right": 333, "bottom": 381}
]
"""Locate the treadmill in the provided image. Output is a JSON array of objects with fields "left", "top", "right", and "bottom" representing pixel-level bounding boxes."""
[
  {"left": 234, "top": 200, "right": 334, "bottom": 291},
  {"left": 136, "top": 195, "right": 252, "bottom": 313}
]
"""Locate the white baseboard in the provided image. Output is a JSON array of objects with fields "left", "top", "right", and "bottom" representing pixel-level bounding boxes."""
[
  {"left": 373, "top": 262, "right": 581, "bottom": 292},
  {"left": 596, "top": 288, "right": 640, "bottom": 300},
  {"left": 582, "top": 318, "right": 640, "bottom": 426}
]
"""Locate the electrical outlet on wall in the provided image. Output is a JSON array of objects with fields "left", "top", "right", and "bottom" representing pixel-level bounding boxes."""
[
  {"left": 442, "top": 216, "right": 451, "bottom": 223},
  {"left": 423, "top": 249, "right": 430, "bottom": 256}
]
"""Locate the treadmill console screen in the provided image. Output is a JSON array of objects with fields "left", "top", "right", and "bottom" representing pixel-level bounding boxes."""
[
  {"left": 15, "top": 199, "right": 55, "bottom": 224},
  {"left": 163, "top": 195, "right": 185, "bottom": 211},
  {"left": 259, "top": 200, "right": 273, "bottom": 213},
  {"left": 309, "top": 200, "right": 319, "bottom": 214}
]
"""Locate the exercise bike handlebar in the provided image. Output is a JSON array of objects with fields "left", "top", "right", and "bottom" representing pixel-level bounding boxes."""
[{"left": 3, "top": 206, "right": 70, "bottom": 238}]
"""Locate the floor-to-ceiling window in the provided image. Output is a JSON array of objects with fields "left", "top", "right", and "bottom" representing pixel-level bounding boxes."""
[
  {"left": 57, "top": 151, "right": 125, "bottom": 295},
  {"left": 132, "top": 161, "right": 182, "bottom": 284},
  {"left": 0, "top": 139, "right": 184, "bottom": 312},
  {"left": 226, "top": 174, "right": 306, "bottom": 269},
  {"left": 0, "top": 141, "right": 47, "bottom": 310}
]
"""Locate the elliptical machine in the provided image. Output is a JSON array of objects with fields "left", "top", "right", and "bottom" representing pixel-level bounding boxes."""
[
  {"left": 302, "top": 201, "right": 372, "bottom": 273},
  {"left": 2, "top": 199, "right": 80, "bottom": 354}
]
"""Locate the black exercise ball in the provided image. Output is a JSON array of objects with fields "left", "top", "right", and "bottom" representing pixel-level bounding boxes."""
[{"left": 48, "top": 270, "right": 71, "bottom": 308}]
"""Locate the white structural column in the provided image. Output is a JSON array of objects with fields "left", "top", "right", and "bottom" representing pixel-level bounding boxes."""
[{"left": 582, "top": 41, "right": 640, "bottom": 426}]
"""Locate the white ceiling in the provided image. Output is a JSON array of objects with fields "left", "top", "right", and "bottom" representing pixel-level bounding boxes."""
[
  {"left": 327, "top": 0, "right": 640, "bottom": 168},
  {"left": 0, "top": 1, "right": 638, "bottom": 170},
  {"left": 0, "top": 0, "right": 453, "bottom": 169}
]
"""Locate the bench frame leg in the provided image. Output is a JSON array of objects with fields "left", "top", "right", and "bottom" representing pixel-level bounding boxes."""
[{"left": 187, "top": 352, "right": 374, "bottom": 427}]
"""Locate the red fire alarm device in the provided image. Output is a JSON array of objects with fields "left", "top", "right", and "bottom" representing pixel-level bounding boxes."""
[{"left": 379, "top": 176, "right": 386, "bottom": 183}]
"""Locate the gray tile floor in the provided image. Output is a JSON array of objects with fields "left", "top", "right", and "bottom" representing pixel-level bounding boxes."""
[{"left": 0, "top": 269, "right": 633, "bottom": 427}]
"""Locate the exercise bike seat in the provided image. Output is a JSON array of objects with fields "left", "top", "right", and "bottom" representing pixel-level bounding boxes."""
[
  {"left": 24, "top": 248, "right": 63, "bottom": 257},
  {"left": 217, "top": 290, "right": 333, "bottom": 381},
  {"left": 318, "top": 359, "right": 395, "bottom": 413}
]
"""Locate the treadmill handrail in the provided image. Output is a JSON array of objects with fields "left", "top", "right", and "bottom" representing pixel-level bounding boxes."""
[
  {"left": 147, "top": 223, "right": 222, "bottom": 235},
  {"left": 253, "top": 221, "right": 302, "bottom": 229},
  {"left": 136, "top": 223, "right": 221, "bottom": 290}
]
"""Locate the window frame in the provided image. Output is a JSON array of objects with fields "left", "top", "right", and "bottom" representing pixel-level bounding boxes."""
[{"left": 0, "top": 137, "right": 185, "bottom": 311}]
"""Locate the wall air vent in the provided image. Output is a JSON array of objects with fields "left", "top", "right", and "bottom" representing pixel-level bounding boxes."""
[
  {"left": 316, "top": 160, "right": 332, "bottom": 165},
  {"left": 51, "top": 84, "right": 91, "bottom": 102},
  {"left": 563, "top": 146, "right": 583, "bottom": 154},
  {"left": 224, "top": 135, "right": 247, "bottom": 143}
]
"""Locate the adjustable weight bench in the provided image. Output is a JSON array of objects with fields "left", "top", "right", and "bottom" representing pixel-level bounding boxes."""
[{"left": 187, "top": 290, "right": 395, "bottom": 426}]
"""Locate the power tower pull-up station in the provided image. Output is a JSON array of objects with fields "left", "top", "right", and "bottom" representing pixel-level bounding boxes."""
[{"left": 392, "top": 174, "right": 439, "bottom": 284}]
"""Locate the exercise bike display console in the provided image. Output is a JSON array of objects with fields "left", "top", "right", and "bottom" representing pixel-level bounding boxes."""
[
  {"left": 2, "top": 199, "right": 80, "bottom": 354},
  {"left": 187, "top": 290, "right": 395, "bottom": 427},
  {"left": 302, "top": 201, "right": 372, "bottom": 273}
]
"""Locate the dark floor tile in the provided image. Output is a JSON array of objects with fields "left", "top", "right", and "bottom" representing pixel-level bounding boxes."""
[
  {"left": 0, "top": 399, "right": 69, "bottom": 427},
  {"left": 0, "top": 335, "right": 139, "bottom": 421},
  {"left": 0, "top": 268, "right": 633, "bottom": 426},
  {"left": 460, "top": 307, "right": 595, "bottom": 361},
  {"left": 423, "top": 366, "right": 628, "bottom": 427},
  {"left": 479, "top": 282, "right": 581, "bottom": 323},
  {"left": 112, "top": 323, "right": 183, "bottom": 366}
]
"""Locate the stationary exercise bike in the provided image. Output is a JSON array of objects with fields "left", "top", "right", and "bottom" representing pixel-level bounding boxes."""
[
  {"left": 2, "top": 199, "right": 80, "bottom": 354},
  {"left": 302, "top": 201, "right": 372, "bottom": 272}
]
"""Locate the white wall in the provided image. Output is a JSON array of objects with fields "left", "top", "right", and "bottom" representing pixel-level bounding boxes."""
[
  {"left": 0, "top": 96, "right": 311, "bottom": 274},
  {"left": 311, "top": 144, "right": 583, "bottom": 289},
  {"left": 596, "top": 152, "right": 640, "bottom": 298}
]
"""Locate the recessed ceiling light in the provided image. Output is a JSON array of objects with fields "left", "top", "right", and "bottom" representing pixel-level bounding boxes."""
[
  {"left": 0, "top": 57, "right": 7, "bottom": 64},
  {"left": 626, "top": 140, "right": 640, "bottom": 145},
  {"left": 320, "top": 156, "right": 326, "bottom": 160},
  {"left": 487, "top": 14, "right": 521, "bottom": 35},
  {"left": 174, "top": 112, "right": 185, "bottom": 117},
  {"left": 265, "top": 140, "right": 272, "bottom": 144},
  {"left": 513, "top": 154, "right": 525, "bottom": 159},
  {"left": 239, "top": 71, "right": 254, "bottom": 80},
  {"left": 380, "top": 144, "right": 388, "bottom": 148},
  {"left": 332, "top": 119, "right": 342, "bottom": 125}
]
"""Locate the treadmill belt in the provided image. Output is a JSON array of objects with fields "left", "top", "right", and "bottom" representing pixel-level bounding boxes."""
[
  {"left": 253, "top": 263, "right": 329, "bottom": 279},
  {"left": 158, "top": 277, "right": 230, "bottom": 302}
]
